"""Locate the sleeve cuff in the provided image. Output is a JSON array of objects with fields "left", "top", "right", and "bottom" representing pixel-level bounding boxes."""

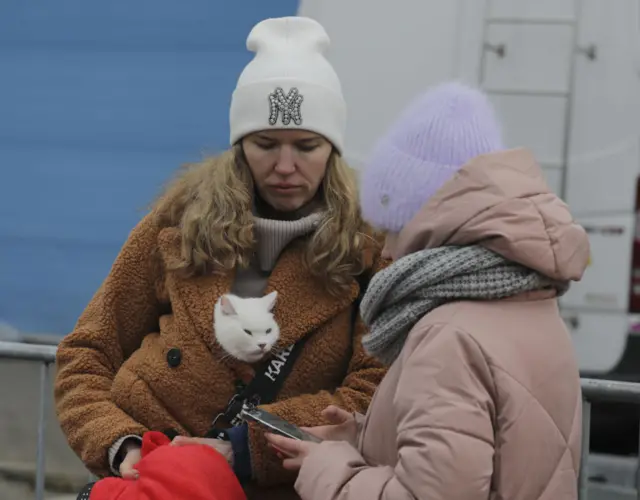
[
  {"left": 108, "top": 435, "right": 142, "bottom": 476},
  {"left": 227, "top": 424, "right": 252, "bottom": 482},
  {"left": 354, "top": 412, "right": 366, "bottom": 437},
  {"left": 296, "top": 441, "right": 367, "bottom": 499}
]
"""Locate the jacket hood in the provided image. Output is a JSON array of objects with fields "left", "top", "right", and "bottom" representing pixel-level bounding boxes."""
[{"left": 393, "top": 148, "right": 590, "bottom": 282}]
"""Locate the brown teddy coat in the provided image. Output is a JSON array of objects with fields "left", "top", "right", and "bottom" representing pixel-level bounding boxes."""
[{"left": 54, "top": 212, "right": 387, "bottom": 498}]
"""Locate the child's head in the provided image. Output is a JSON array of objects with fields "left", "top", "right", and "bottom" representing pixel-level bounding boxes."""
[{"left": 360, "top": 82, "right": 504, "bottom": 236}]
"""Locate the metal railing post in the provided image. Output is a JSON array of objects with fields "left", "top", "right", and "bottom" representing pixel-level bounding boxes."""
[
  {"left": 35, "top": 362, "right": 50, "bottom": 500},
  {"left": 578, "top": 399, "right": 591, "bottom": 500}
]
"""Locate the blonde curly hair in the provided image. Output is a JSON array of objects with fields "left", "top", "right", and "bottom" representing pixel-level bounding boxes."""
[{"left": 153, "top": 145, "right": 373, "bottom": 295}]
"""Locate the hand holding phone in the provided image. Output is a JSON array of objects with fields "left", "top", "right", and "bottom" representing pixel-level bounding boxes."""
[{"left": 239, "top": 405, "right": 323, "bottom": 444}]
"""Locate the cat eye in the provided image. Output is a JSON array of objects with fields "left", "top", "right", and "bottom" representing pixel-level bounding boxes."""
[
  {"left": 266, "top": 328, "right": 272, "bottom": 334},
  {"left": 243, "top": 329, "right": 252, "bottom": 336}
]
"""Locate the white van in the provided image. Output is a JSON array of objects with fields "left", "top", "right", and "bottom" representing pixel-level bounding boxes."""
[{"left": 301, "top": 0, "right": 640, "bottom": 453}]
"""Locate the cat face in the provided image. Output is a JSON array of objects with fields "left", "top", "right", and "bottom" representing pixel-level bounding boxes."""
[{"left": 213, "top": 291, "right": 280, "bottom": 363}]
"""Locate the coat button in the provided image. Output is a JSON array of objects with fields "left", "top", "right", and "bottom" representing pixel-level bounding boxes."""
[{"left": 166, "top": 348, "right": 182, "bottom": 368}]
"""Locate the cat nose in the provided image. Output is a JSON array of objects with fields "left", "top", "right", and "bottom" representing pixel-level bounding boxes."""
[{"left": 258, "top": 343, "right": 267, "bottom": 351}]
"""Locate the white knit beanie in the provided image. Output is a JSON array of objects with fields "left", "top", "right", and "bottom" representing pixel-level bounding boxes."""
[{"left": 229, "top": 17, "right": 346, "bottom": 153}]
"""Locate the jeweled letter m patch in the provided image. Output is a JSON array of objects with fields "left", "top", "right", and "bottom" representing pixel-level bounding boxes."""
[{"left": 268, "top": 87, "right": 303, "bottom": 126}]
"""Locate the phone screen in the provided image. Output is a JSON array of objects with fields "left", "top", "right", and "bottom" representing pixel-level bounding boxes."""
[{"left": 240, "top": 407, "right": 322, "bottom": 443}]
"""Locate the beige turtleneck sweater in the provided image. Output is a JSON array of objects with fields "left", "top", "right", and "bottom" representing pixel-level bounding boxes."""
[{"left": 231, "top": 211, "right": 323, "bottom": 297}]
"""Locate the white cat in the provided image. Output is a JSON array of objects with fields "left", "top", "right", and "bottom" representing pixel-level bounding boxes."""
[{"left": 213, "top": 291, "right": 280, "bottom": 363}]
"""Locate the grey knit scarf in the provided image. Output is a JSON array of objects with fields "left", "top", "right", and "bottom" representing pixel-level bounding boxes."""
[{"left": 360, "top": 245, "right": 568, "bottom": 365}]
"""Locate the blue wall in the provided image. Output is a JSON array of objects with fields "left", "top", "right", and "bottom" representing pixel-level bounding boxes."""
[{"left": 0, "top": 1, "right": 299, "bottom": 335}]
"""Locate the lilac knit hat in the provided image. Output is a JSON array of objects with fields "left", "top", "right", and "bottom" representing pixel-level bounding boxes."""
[{"left": 360, "top": 82, "right": 505, "bottom": 232}]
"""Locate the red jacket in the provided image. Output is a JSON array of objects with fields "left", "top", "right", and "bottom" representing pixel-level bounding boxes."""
[{"left": 79, "top": 432, "right": 246, "bottom": 500}]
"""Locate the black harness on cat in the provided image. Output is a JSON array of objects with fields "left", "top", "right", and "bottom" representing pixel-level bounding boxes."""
[{"left": 188, "top": 272, "right": 370, "bottom": 442}]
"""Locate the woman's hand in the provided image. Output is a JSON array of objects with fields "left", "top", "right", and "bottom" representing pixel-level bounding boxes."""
[
  {"left": 265, "top": 433, "right": 321, "bottom": 471},
  {"left": 303, "top": 405, "right": 358, "bottom": 446},
  {"left": 170, "top": 436, "right": 234, "bottom": 466},
  {"left": 265, "top": 405, "right": 358, "bottom": 471},
  {"left": 119, "top": 440, "right": 142, "bottom": 479}
]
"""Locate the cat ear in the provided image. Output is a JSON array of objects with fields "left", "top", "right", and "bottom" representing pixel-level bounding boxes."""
[
  {"left": 220, "top": 295, "right": 237, "bottom": 316},
  {"left": 263, "top": 291, "right": 278, "bottom": 312}
]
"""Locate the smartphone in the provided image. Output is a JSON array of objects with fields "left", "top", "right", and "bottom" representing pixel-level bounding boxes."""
[{"left": 239, "top": 405, "right": 323, "bottom": 443}]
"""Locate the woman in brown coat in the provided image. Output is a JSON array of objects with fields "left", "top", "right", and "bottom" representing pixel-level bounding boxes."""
[{"left": 54, "top": 16, "right": 386, "bottom": 499}]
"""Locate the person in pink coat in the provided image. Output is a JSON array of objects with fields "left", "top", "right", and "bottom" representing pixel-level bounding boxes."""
[{"left": 267, "top": 82, "right": 590, "bottom": 500}]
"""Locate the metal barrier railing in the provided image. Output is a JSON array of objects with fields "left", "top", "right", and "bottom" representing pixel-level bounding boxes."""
[
  {"left": 579, "top": 378, "right": 640, "bottom": 499},
  {"left": 0, "top": 341, "right": 57, "bottom": 500},
  {"left": 1, "top": 340, "right": 640, "bottom": 499}
]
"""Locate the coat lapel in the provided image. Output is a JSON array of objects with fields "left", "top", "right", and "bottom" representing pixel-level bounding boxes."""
[
  {"left": 156, "top": 228, "right": 235, "bottom": 356},
  {"left": 264, "top": 241, "right": 359, "bottom": 350}
]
